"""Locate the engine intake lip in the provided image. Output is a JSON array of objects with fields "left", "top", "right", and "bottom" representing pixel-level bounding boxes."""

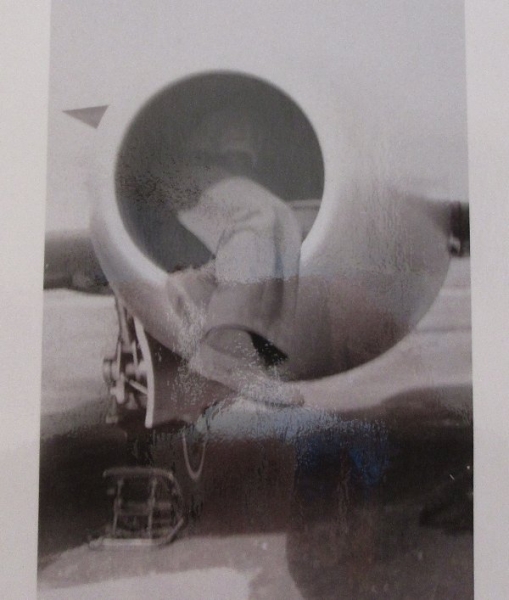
[{"left": 114, "top": 71, "right": 325, "bottom": 273}]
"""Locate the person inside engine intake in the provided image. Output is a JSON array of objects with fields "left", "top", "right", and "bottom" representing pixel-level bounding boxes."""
[{"left": 151, "top": 106, "right": 304, "bottom": 410}]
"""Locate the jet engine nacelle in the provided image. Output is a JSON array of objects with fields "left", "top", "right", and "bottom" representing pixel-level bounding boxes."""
[{"left": 90, "top": 66, "right": 457, "bottom": 387}]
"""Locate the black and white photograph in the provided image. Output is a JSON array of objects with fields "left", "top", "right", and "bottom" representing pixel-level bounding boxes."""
[{"left": 3, "top": 1, "right": 481, "bottom": 598}]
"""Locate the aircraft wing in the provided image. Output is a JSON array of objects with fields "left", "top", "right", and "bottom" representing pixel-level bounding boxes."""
[
  {"left": 43, "top": 201, "right": 468, "bottom": 296},
  {"left": 44, "top": 229, "right": 109, "bottom": 293}
]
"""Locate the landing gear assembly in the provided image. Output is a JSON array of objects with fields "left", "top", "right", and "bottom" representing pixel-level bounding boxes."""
[
  {"left": 96, "top": 298, "right": 213, "bottom": 546},
  {"left": 102, "top": 298, "right": 150, "bottom": 424}
]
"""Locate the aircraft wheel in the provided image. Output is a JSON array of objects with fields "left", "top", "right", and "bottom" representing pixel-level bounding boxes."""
[{"left": 181, "top": 421, "right": 208, "bottom": 482}]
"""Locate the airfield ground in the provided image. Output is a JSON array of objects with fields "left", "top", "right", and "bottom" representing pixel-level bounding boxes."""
[{"left": 38, "top": 261, "right": 472, "bottom": 599}]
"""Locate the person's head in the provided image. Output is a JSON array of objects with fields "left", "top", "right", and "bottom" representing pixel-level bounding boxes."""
[
  {"left": 148, "top": 106, "right": 265, "bottom": 212},
  {"left": 185, "top": 106, "right": 264, "bottom": 173}
]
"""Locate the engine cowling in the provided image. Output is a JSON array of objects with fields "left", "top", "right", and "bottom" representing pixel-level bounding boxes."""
[{"left": 90, "top": 69, "right": 453, "bottom": 382}]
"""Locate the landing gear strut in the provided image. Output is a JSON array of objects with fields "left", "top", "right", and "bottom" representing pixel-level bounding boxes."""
[{"left": 102, "top": 298, "right": 150, "bottom": 424}]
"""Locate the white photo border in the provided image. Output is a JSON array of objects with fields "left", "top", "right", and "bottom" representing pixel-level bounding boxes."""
[{"left": 1, "top": 0, "right": 507, "bottom": 597}]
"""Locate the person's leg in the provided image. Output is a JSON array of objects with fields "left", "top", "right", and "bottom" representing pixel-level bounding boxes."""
[
  {"left": 249, "top": 331, "right": 288, "bottom": 368},
  {"left": 164, "top": 264, "right": 215, "bottom": 358},
  {"left": 189, "top": 326, "right": 304, "bottom": 407}
]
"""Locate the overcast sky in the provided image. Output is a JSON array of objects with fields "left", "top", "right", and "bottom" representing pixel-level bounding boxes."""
[{"left": 45, "top": 0, "right": 467, "bottom": 232}]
